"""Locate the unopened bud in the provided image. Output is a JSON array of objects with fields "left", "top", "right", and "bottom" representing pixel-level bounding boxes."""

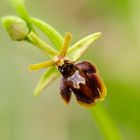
[{"left": 2, "top": 16, "right": 29, "bottom": 41}]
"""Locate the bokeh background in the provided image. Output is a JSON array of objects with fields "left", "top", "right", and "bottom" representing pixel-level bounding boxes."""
[{"left": 0, "top": 0, "right": 140, "bottom": 140}]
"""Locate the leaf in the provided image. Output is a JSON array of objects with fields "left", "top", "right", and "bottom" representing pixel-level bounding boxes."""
[
  {"left": 67, "top": 32, "right": 102, "bottom": 61},
  {"left": 31, "top": 17, "right": 63, "bottom": 50},
  {"left": 34, "top": 67, "right": 60, "bottom": 96},
  {"left": 10, "top": 0, "right": 34, "bottom": 31}
]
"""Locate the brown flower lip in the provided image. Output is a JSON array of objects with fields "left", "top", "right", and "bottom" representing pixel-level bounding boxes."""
[{"left": 58, "top": 60, "right": 107, "bottom": 107}]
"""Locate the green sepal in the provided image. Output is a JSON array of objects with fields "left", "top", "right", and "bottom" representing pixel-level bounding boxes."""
[
  {"left": 31, "top": 17, "right": 63, "bottom": 50},
  {"left": 67, "top": 32, "right": 102, "bottom": 61},
  {"left": 34, "top": 67, "right": 60, "bottom": 96}
]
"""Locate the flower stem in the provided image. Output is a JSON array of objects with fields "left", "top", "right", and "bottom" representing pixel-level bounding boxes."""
[
  {"left": 27, "top": 31, "right": 59, "bottom": 58},
  {"left": 90, "top": 104, "right": 124, "bottom": 140}
]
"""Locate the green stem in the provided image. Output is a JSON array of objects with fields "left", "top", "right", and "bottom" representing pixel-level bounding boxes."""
[
  {"left": 27, "top": 31, "right": 59, "bottom": 58},
  {"left": 90, "top": 104, "right": 124, "bottom": 140},
  {"left": 30, "top": 17, "right": 63, "bottom": 49}
]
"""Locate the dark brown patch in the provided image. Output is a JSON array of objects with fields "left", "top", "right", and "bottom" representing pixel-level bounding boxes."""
[
  {"left": 59, "top": 60, "right": 107, "bottom": 107},
  {"left": 60, "top": 78, "right": 72, "bottom": 104}
]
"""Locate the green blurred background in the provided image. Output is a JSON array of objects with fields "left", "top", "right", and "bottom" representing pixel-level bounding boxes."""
[{"left": 0, "top": 0, "right": 140, "bottom": 140}]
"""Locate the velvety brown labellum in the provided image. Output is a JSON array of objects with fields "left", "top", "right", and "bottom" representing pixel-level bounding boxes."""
[{"left": 58, "top": 60, "right": 107, "bottom": 107}]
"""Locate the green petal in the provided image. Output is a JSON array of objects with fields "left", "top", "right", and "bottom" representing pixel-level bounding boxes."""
[
  {"left": 67, "top": 32, "right": 102, "bottom": 61},
  {"left": 10, "top": 0, "right": 34, "bottom": 31},
  {"left": 34, "top": 67, "right": 60, "bottom": 96},
  {"left": 31, "top": 17, "right": 63, "bottom": 50}
]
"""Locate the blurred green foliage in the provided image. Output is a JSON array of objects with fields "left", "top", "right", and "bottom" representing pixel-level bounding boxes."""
[{"left": 0, "top": 0, "right": 140, "bottom": 140}]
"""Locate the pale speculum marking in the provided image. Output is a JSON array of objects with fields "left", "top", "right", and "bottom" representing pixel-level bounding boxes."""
[{"left": 67, "top": 70, "right": 85, "bottom": 89}]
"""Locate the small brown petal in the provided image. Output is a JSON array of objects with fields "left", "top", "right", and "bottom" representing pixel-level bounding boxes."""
[
  {"left": 71, "top": 83, "right": 100, "bottom": 107},
  {"left": 60, "top": 78, "right": 72, "bottom": 104},
  {"left": 75, "top": 61, "right": 97, "bottom": 74},
  {"left": 87, "top": 73, "right": 107, "bottom": 101},
  {"left": 72, "top": 61, "right": 107, "bottom": 107}
]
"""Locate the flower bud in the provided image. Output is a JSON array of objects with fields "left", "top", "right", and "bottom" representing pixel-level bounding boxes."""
[{"left": 2, "top": 16, "right": 29, "bottom": 41}]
